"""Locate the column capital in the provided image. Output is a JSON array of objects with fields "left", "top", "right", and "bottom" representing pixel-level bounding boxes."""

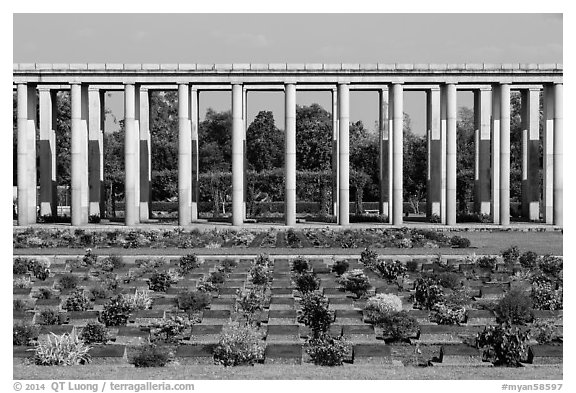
[
  {"left": 477, "top": 86, "right": 492, "bottom": 92},
  {"left": 37, "top": 85, "right": 52, "bottom": 92},
  {"left": 69, "top": 81, "right": 82, "bottom": 85},
  {"left": 88, "top": 86, "right": 101, "bottom": 92}
]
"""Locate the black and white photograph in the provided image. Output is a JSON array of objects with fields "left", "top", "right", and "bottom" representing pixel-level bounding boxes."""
[{"left": 7, "top": 5, "right": 571, "bottom": 392}]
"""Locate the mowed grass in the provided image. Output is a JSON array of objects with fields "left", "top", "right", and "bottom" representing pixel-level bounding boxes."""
[{"left": 14, "top": 364, "right": 562, "bottom": 380}]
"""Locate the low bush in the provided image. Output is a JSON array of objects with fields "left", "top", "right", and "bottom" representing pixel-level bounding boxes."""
[
  {"left": 495, "top": 289, "right": 534, "bottom": 325},
  {"left": 530, "top": 320, "right": 562, "bottom": 344},
  {"left": 100, "top": 295, "right": 132, "bottom": 326},
  {"left": 178, "top": 254, "right": 200, "bottom": 276},
  {"left": 35, "top": 288, "right": 54, "bottom": 300},
  {"left": 374, "top": 260, "right": 407, "bottom": 282},
  {"left": 249, "top": 264, "right": 270, "bottom": 286},
  {"left": 360, "top": 248, "right": 378, "bottom": 267},
  {"left": 377, "top": 311, "right": 419, "bottom": 341},
  {"left": 501, "top": 246, "right": 520, "bottom": 265},
  {"left": 413, "top": 277, "right": 444, "bottom": 310},
  {"left": 148, "top": 272, "right": 175, "bottom": 292},
  {"left": 177, "top": 290, "right": 211, "bottom": 314},
  {"left": 291, "top": 256, "right": 310, "bottom": 274},
  {"left": 337, "top": 269, "right": 370, "bottom": 299},
  {"left": 130, "top": 344, "right": 171, "bottom": 367},
  {"left": 450, "top": 236, "right": 471, "bottom": 248},
  {"left": 58, "top": 274, "right": 79, "bottom": 291},
  {"left": 150, "top": 315, "right": 190, "bottom": 343},
  {"left": 293, "top": 272, "right": 320, "bottom": 294},
  {"left": 125, "top": 288, "right": 153, "bottom": 311},
  {"left": 306, "top": 334, "right": 351, "bottom": 366},
  {"left": 13, "top": 258, "right": 29, "bottom": 275},
  {"left": 13, "top": 276, "right": 32, "bottom": 289},
  {"left": 253, "top": 254, "right": 271, "bottom": 267},
  {"left": 31, "top": 327, "right": 91, "bottom": 366},
  {"left": 37, "top": 309, "right": 63, "bottom": 325},
  {"left": 331, "top": 260, "right": 349, "bottom": 276},
  {"left": 406, "top": 260, "right": 419, "bottom": 273},
  {"left": 82, "top": 248, "right": 98, "bottom": 266},
  {"left": 62, "top": 289, "right": 92, "bottom": 312},
  {"left": 236, "top": 287, "right": 267, "bottom": 324},
  {"left": 13, "top": 322, "right": 39, "bottom": 345},
  {"left": 434, "top": 272, "right": 463, "bottom": 290},
  {"left": 430, "top": 303, "right": 467, "bottom": 325},
  {"left": 96, "top": 255, "right": 123, "bottom": 272},
  {"left": 298, "top": 292, "right": 333, "bottom": 338},
  {"left": 476, "top": 256, "right": 498, "bottom": 271},
  {"left": 364, "top": 293, "right": 403, "bottom": 323},
  {"left": 531, "top": 282, "right": 563, "bottom": 311},
  {"left": 476, "top": 323, "right": 530, "bottom": 367},
  {"left": 519, "top": 251, "right": 539, "bottom": 269},
  {"left": 80, "top": 322, "right": 109, "bottom": 344},
  {"left": 537, "top": 255, "right": 563, "bottom": 278},
  {"left": 220, "top": 259, "right": 238, "bottom": 273},
  {"left": 213, "top": 322, "right": 265, "bottom": 367},
  {"left": 208, "top": 271, "right": 226, "bottom": 285}
]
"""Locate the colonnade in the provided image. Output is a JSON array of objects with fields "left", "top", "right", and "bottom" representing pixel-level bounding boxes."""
[{"left": 13, "top": 63, "right": 563, "bottom": 227}]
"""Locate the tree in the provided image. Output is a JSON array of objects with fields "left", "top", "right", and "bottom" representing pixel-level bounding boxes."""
[
  {"left": 403, "top": 114, "right": 427, "bottom": 212},
  {"left": 199, "top": 108, "right": 232, "bottom": 172},
  {"left": 246, "top": 110, "right": 283, "bottom": 171},
  {"left": 456, "top": 106, "right": 475, "bottom": 213},
  {"left": 296, "top": 104, "right": 332, "bottom": 171}
]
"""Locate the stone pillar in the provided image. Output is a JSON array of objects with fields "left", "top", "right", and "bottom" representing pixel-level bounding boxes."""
[
  {"left": 553, "top": 83, "right": 563, "bottom": 226},
  {"left": 392, "top": 83, "right": 404, "bottom": 225},
  {"left": 499, "top": 83, "right": 511, "bottom": 226},
  {"left": 439, "top": 86, "right": 448, "bottom": 224},
  {"left": 124, "top": 83, "right": 139, "bottom": 226},
  {"left": 17, "top": 83, "right": 37, "bottom": 225},
  {"left": 38, "top": 87, "right": 57, "bottom": 219},
  {"left": 520, "top": 88, "right": 541, "bottom": 221},
  {"left": 378, "top": 88, "right": 390, "bottom": 219},
  {"left": 473, "top": 88, "right": 492, "bottom": 216},
  {"left": 332, "top": 88, "right": 339, "bottom": 219},
  {"left": 426, "top": 87, "right": 442, "bottom": 219},
  {"left": 542, "top": 85, "right": 554, "bottom": 224},
  {"left": 139, "top": 88, "right": 151, "bottom": 221},
  {"left": 243, "top": 88, "right": 248, "bottom": 220},
  {"left": 231, "top": 83, "right": 244, "bottom": 226},
  {"left": 445, "top": 83, "right": 457, "bottom": 226},
  {"left": 88, "top": 87, "right": 104, "bottom": 219},
  {"left": 71, "top": 83, "right": 89, "bottom": 226},
  {"left": 491, "top": 84, "right": 501, "bottom": 224},
  {"left": 338, "top": 83, "right": 350, "bottom": 225},
  {"left": 190, "top": 87, "right": 199, "bottom": 221},
  {"left": 284, "top": 83, "right": 297, "bottom": 226},
  {"left": 177, "top": 83, "right": 191, "bottom": 226}
]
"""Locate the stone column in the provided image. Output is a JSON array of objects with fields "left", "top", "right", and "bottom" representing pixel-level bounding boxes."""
[
  {"left": 426, "top": 87, "right": 442, "bottom": 219},
  {"left": 231, "top": 83, "right": 244, "bottom": 226},
  {"left": 338, "top": 83, "right": 350, "bottom": 225},
  {"left": 392, "top": 83, "right": 404, "bottom": 225},
  {"left": 542, "top": 85, "right": 554, "bottom": 224},
  {"left": 71, "top": 83, "right": 89, "bottom": 226},
  {"left": 553, "top": 83, "right": 563, "bottom": 226},
  {"left": 491, "top": 84, "right": 501, "bottom": 224},
  {"left": 445, "top": 83, "right": 457, "bottom": 226},
  {"left": 520, "top": 88, "right": 541, "bottom": 221},
  {"left": 284, "top": 83, "right": 297, "bottom": 226},
  {"left": 38, "top": 87, "right": 57, "bottom": 219},
  {"left": 473, "top": 88, "right": 492, "bottom": 216},
  {"left": 177, "top": 83, "right": 191, "bottom": 226},
  {"left": 499, "top": 83, "right": 511, "bottom": 226},
  {"left": 124, "top": 83, "right": 139, "bottom": 226},
  {"left": 88, "top": 87, "right": 104, "bottom": 219},
  {"left": 190, "top": 87, "right": 199, "bottom": 221},
  {"left": 378, "top": 88, "right": 390, "bottom": 220},
  {"left": 139, "top": 88, "right": 151, "bottom": 221},
  {"left": 17, "top": 83, "right": 38, "bottom": 225},
  {"left": 331, "top": 88, "right": 339, "bottom": 219},
  {"left": 243, "top": 88, "right": 248, "bottom": 220},
  {"left": 439, "top": 86, "right": 448, "bottom": 224}
]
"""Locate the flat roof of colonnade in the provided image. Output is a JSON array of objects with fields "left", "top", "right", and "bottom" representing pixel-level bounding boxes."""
[{"left": 13, "top": 63, "right": 563, "bottom": 85}]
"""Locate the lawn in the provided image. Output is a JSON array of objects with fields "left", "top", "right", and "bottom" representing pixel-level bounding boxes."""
[{"left": 13, "top": 363, "right": 563, "bottom": 380}]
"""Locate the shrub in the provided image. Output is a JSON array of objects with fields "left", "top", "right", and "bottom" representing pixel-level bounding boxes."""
[
  {"left": 208, "top": 271, "right": 226, "bottom": 285},
  {"left": 236, "top": 287, "right": 267, "bottom": 324},
  {"left": 13, "top": 322, "right": 39, "bottom": 345},
  {"left": 450, "top": 236, "right": 471, "bottom": 248},
  {"left": 331, "top": 260, "right": 349, "bottom": 276},
  {"left": 306, "top": 334, "right": 351, "bottom": 366},
  {"left": 476, "top": 256, "right": 498, "bottom": 271},
  {"left": 197, "top": 279, "right": 218, "bottom": 293},
  {"left": 220, "top": 259, "right": 238, "bottom": 273},
  {"left": 13, "top": 276, "right": 32, "bottom": 289},
  {"left": 435, "top": 272, "right": 463, "bottom": 290},
  {"left": 360, "top": 248, "right": 378, "bottom": 267},
  {"left": 413, "top": 277, "right": 444, "bottom": 310},
  {"left": 178, "top": 254, "right": 200, "bottom": 276},
  {"left": 82, "top": 248, "right": 98, "bottom": 266},
  {"left": 374, "top": 260, "right": 407, "bottom": 282},
  {"left": 37, "top": 309, "right": 62, "bottom": 325},
  {"left": 31, "top": 327, "right": 91, "bottom": 366},
  {"left": 537, "top": 255, "right": 563, "bottom": 278},
  {"left": 496, "top": 289, "right": 534, "bottom": 325},
  {"left": 213, "top": 322, "right": 265, "bottom": 366},
  {"left": 150, "top": 315, "right": 190, "bottom": 343},
  {"left": 364, "top": 293, "right": 403, "bottom": 323},
  {"left": 250, "top": 264, "right": 270, "bottom": 286},
  {"left": 293, "top": 272, "right": 320, "bottom": 294},
  {"left": 13, "top": 258, "right": 29, "bottom": 275},
  {"left": 519, "top": 251, "right": 538, "bottom": 269},
  {"left": 130, "top": 344, "right": 171, "bottom": 367},
  {"left": 96, "top": 255, "right": 123, "bottom": 272},
  {"left": 298, "top": 292, "right": 333, "bottom": 338},
  {"left": 501, "top": 246, "right": 520, "bottom": 265},
  {"left": 35, "top": 288, "right": 54, "bottom": 300},
  {"left": 80, "top": 322, "right": 109, "bottom": 344},
  {"left": 377, "top": 311, "right": 419, "bottom": 341},
  {"left": 337, "top": 269, "right": 370, "bottom": 299},
  {"left": 291, "top": 256, "right": 310, "bottom": 273},
  {"left": 62, "top": 289, "right": 92, "bottom": 312},
  {"left": 58, "top": 274, "right": 79, "bottom": 291},
  {"left": 406, "top": 260, "right": 419, "bottom": 273},
  {"left": 530, "top": 320, "right": 562, "bottom": 344},
  {"left": 148, "top": 272, "right": 175, "bottom": 292},
  {"left": 100, "top": 295, "right": 132, "bottom": 326},
  {"left": 429, "top": 213, "right": 441, "bottom": 223},
  {"left": 32, "top": 262, "right": 50, "bottom": 281},
  {"left": 531, "top": 282, "right": 563, "bottom": 311},
  {"left": 253, "top": 254, "right": 271, "bottom": 267},
  {"left": 177, "top": 290, "right": 211, "bottom": 314},
  {"left": 476, "top": 324, "right": 530, "bottom": 367},
  {"left": 430, "top": 303, "right": 467, "bottom": 325},
  {"left": 125, "top": 288, "right": 153, "bottom": 311}
]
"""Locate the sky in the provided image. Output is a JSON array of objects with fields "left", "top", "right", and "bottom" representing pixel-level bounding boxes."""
[{"left": 13, "top": 13, "right": 562, "bottom": 135}]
